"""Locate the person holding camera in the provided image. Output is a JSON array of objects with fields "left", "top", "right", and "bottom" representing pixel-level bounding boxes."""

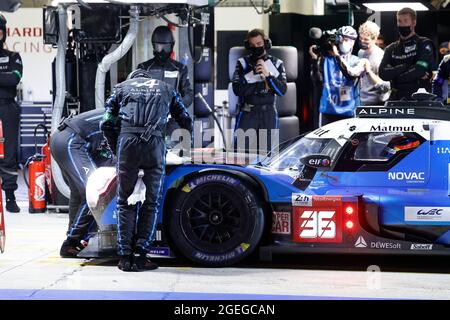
[
  {"left": 232, "top": 29, "right": 287, "bottom": 154},
  {"left": 379, "top": 7, "right": 436, "bottom": 101},
  {"left": 310, "top": 26, "right": 366, "bottom": 127},
  {"left": 358, "top": 21, "right": 390, "bottom": 105}
]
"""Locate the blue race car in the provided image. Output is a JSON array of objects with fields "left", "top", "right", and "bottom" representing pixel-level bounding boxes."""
[{"left": 83, "top": 101, "right": 450, "bottom": 266}]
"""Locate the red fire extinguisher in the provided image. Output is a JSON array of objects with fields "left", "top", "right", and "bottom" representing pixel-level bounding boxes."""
[
  {"left": 24, "top": 124, "right": 49, "bottom": 213},
  {"left": 41, "top": 129, "right": 53, "bottom": 203}
]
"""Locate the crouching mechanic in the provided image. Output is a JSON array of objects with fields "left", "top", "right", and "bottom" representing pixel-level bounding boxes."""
[
  {"left": 51, "top": 109, "right": 115, "bottom": 257},
  {"left": 101, "top": 69, "right": 193, "bottom": 272}
]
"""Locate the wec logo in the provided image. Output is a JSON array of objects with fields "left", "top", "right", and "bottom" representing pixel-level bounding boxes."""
[{"left": 417, "top": 209, "right": 442, "bottom": 216}]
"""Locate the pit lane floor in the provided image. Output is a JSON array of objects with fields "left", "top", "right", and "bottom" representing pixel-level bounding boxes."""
[{"left": 1, "top": 176, "right": 450, "bottom": 300}]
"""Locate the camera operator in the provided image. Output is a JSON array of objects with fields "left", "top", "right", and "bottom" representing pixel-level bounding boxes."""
[
  {"left": 358, "top": 21, "right": 390, "bottom": 105},
  {"left": 310, "top": 26, "right": 366, "bottom": 127},
  {"left": 379, "top": 7, "right": 436, "bottom": 101}
]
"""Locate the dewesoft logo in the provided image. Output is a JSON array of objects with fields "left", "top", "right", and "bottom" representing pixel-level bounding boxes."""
[
  {"left": 405, "top": 207, "right": 450, "bottom": 222},
  {"left": 355, "top": 236, "right": 367, "bottom": 248}
]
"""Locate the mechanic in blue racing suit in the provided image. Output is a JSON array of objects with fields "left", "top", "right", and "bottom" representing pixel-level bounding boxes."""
[
  {"left": 137, "top": 26, "right": 193, "bottom": 142},
  {"left": 314, "top": 26, "right": 366, "bottom": 127},
  {"left": 102, "top": 69, "right": 192, "bottom": 272},
  {"left": 432, "top": 54, "right": 450, "bottom": 103},
  {"left": 51, "top": 110, "right": 115, "bottom": 257}
]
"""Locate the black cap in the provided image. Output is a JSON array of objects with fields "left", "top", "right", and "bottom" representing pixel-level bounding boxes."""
[{"left": 151, "top": 26, "right": 174, "bottom": 44}]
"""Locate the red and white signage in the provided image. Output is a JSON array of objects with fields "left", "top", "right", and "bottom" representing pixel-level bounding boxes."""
[
  {"left": 292, "top": 195, "right": 344, "bottom": 243},
  {"left": 271, "top": 212, "right": 291, "bottom": 235},
  {"left": 4, "top": 9, "right": 56, "bottom": 102}
]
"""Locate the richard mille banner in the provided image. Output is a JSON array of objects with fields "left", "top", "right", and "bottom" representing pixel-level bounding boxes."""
[{"left": 4, "top": 8, "right": 56, "bottom": 102}]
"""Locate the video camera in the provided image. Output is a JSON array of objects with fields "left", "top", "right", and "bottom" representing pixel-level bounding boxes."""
[{"left": 309, "top": 27, "right": 341, "bottom": 57}]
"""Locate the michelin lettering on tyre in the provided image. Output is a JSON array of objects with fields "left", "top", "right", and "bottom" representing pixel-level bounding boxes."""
[
  {"left": 182, "top": 174, "right": 240, "bottom": 193},
  {"left": 193, "top": 243, "right": 250, "bottom": 262},
  {"left": 170, "top": 172, "right": 264, "bottom": 266}
]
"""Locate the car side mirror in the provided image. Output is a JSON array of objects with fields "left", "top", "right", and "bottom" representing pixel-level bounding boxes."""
[{"left": 300, "top": 154, "right": 332, "bottom": 170}]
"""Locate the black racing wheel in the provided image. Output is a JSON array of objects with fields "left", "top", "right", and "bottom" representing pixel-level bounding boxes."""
[{"left": 169, "top": 172, "right": 265, "bottom": 267}]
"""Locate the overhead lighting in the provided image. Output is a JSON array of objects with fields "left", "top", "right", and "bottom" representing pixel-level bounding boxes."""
[{"left": 363, "top": 2, "right": 429, "bottom": 11}]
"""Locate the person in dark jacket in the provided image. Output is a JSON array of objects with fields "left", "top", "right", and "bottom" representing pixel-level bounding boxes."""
[
  {"left": 51, "top": 109, "right": 115, "bottom": 257},
  {"left": 101, "top": 69, "right": 192, "bottom": 272},
  {"left": 232, "top": 28, "right": 287, "bottom": 154},
  {"left": 379, "top": 7, "right": 436, "bottom": 100},
  {"left": 0, "top": 14, "right": 23, "bottom": 213},
  {"left": 137, "top": 26, "right": 193, "bottom": 143}
]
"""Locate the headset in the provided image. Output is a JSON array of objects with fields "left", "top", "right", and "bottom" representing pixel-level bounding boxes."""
[{"left": 244, "top": 36, "right": 272, "bottom": 50}]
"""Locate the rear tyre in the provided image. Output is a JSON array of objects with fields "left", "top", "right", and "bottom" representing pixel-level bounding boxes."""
[{"left": 169, "top": 172, "right": 264, "bottom": 267}]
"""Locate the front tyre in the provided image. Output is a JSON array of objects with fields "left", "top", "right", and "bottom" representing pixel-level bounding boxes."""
[{"left": 169, "top": 173, "right": 264, "bottom": 267}]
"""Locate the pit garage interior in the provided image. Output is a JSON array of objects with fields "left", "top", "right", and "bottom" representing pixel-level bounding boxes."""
[{"left": 1, "top": 0, "right": 450, "bottom": 301}]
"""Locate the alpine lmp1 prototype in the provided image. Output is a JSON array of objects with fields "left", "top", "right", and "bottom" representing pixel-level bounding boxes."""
[{"left": 83, "top": 100, "right": 450, "bottom": 266}]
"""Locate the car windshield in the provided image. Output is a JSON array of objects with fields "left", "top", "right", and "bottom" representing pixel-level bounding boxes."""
[{"left": 260, "top": 137, "right": 341, "bottom": 172}]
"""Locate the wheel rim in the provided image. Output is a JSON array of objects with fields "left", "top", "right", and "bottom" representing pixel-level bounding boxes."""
[{"left": 180, "top": 185, "right": 250, "bottom": 253}]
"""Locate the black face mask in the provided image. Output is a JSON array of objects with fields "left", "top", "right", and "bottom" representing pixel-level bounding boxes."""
[
  {"left": 398, "top": 26, "right": 412, "bottom": 38},
  {"left": 360, "top": 42, "right": 369, "bottom": 50},
  {"left": 249, "top": 46, "right": 266, "bottom": 60},
  {"left": 153, "top": 50, "right": 171, "bottom": 62}
]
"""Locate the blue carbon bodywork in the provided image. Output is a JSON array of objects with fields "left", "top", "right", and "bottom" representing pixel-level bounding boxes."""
[{"left": 98, "top": 138, "right": 450, "bottom": 247}]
